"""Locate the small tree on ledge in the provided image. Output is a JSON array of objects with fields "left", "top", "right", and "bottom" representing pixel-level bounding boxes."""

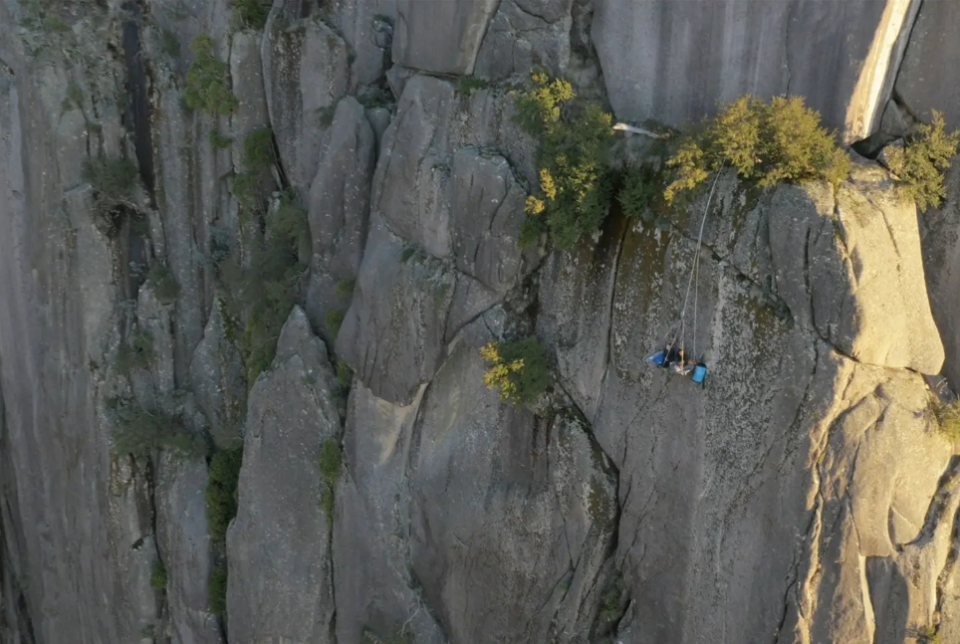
[
  {"left": 885, "top": 110, "right": 959, "bottom": 211},
  {"left": 663, "top": 95, "right": 851, "bottom": 203},
  {"left": 480, "top": 337, "right": 551, "bottom": 406}
]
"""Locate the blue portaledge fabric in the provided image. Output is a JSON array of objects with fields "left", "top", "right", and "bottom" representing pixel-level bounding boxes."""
[{"left": 646, "top": 351, "right": 666, "bottom": 366}]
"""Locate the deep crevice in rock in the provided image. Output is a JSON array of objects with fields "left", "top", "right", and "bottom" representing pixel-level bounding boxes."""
[
  {"left": 904, "top": 455, "right": 960, "bottom": 550},
  {"left": 121, "top": 1, "right": 157, "bottom": 208},
  {"left": 0, "top": 361, "right": 37, "bottom": 644}
]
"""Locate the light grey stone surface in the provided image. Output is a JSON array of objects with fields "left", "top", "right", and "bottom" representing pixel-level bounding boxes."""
[
  {"left": 473, "top": 0, "right": 574, "bottom": 80},
  {"left": 189, "top": 304, "right": 246, "bottom": 449},
  {"left": 393, "top": 0, "right": 499, "bottom": 74},
  {"left": 335, "top": 221, "right": 456, "bottom": 406}
]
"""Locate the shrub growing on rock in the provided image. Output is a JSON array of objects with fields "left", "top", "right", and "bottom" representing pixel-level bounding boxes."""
[
  {"left": 109, "top": 398, "right": 207, "bottom": 458},
  {"left": 209, "top": 129, "right": 233, "bottom": 149},
  {"left": 242, "top": 127, "right": 276, "bottom": 172},
  {"left": 663, "top": 96, "right": 850, "bottom": 203},
  {"left": 230, "top": 0, "right": 271, "bottom": 31},
  {"left": 205, "top": 447, "right": 243, "bottom": 547},
  {"left": 242, "top": 196, "right": 310, "bottom": 381},
  {"left": 885, "top": 110, "right": 960, "bottom": 211},
  {"left": 184, "top": 35, "right": 238, "bottom": 116},
  {"left": 480, "top": 337, "right": 551, "bottom": 405},
  {"left": 618, "top": 166, "right": 662, "bottom": 219},
  {"left": 115, "top": 328, "right": 155, "bottom": 375},
  {"left": 147, "top": 263, "right": 180, "bottom": 302},
  {"left": 933, "top": 396, "right": 960, "bottom": 443},
  {"left": 83, "top": 157, "right": 139, "bottom": 228},
  {"left": 220, "top": 192, "right": 311, "bottom": 384},
  {"left": 209, "top": 562, "right": 228, "bottom": 618},
  {"left": 205, "top": 447, "right": 241, "bottom": 620},
  {"left": 319, "top": 437, "right": 342, "bottom": 520},
  {"left": 326, "top": 308, "right": 345, "bottom": 341},
  {"left": 515, "top": 72, "right": 614, "bottom": 250},
  {"left": 914, "top": 624, "right": 942, "bottom": 644},
  {"left": 150, "top": 560, "right": 167, "bottom": 591}
]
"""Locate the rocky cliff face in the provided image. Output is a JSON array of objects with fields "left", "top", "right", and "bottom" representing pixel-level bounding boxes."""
[{"left": 2, "top": 1, "right": 960, "bottom": 643}]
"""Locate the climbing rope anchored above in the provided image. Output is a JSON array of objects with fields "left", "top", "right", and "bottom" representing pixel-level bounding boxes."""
[{"left": 645, "top": 170, "right": 722, "bottom": 387}]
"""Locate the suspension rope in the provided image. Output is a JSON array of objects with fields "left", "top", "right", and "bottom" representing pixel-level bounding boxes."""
[
  {"left": 678, "top": 170, "right": 722, "bottom": 360},
  {"left": 693, "top": 220, "right": 702, "bottom": 360}
]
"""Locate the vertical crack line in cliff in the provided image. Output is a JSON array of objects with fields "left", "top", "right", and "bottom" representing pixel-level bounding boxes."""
[
  {"left": 888, "top": 0, "right": 925, "bottom": 105},
  {"left": 773, "top": 551, "right": 802, "bottom": 644},
  {"left": 598, "top": 224, "right": 629, "bottom": 425},
  {"left": 782, "top": 2, "right": 794, "bottom": 97},
  {"left": 0, "top": 360, "right": 37, "bottom": 643},
  {"left": 905, "top": 455, "right": 960, "bottom": 549},
  {"left": 121, "top": 2, "right": 157, "bottom": 207},
  {"left": 934, "top": 491, "right": 960, "bottom": 631},
  {"left": 802, "top": 224, "right": 816, "bottom": 333},
  {"left": 472, "top": 0, "right": 504, "bottom": 76}
]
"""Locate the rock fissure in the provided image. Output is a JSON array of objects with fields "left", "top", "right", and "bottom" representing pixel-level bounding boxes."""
[
  {"left": 772, "top": 551, "right": 802, "bottom": 644},
  {"left": 934, "top": 496, "right": 960, "bottom": 632},
  {"left": 474, "top": 0, "right": 505, "bottom": 74},
  {"left": 888, "top": 0, "right": 925, "bottom": 103},
  {"left": 905, "top": 455, "right": 960, "bottom": 548},
  {"left": 510, "top": 1, "right": 553, "bottom": 25},
  {"left": 783, "top": 1, "right": 795, "bottom": 97},
  {"left": 121, "top": 2, "right": 157, "bottom": 207}
]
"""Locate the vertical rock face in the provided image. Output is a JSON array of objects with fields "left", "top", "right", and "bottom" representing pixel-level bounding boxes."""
[
  {"left": 535, "top": 164, "right": 950, "bottom": 643},
  {"left": 591, "top": 0, "right": 916, "bottom": 140},
  {"left": 407, "top": 341, "right": 618, "bottom": 644},
  {"left": 775, "top": 166, "right": 943, "bottom": 374},
  {"left": 3, "top": 0, "right": 960, "bottom": 642},
  {"left": 333, "top": 322, "right": 618, "bottom": 644},
  {"left": 263, "top": 11, "right": 350, "bottom": 192},
  {"left": 155, "top": 459, "right": 224, "bottom": 644},
  {"left": 921, "top": 163, "right": 960, "bottom": 390},
  {"left": 226, "top": 307, "right": 340, "bottom": 642},
  {"left": 306, "top": 95, "right": 376, "bottom": 336},
  {"left": 392, "top": 0, "right": 499, "bottom": 75},
  {"left": 473, "top": 0, "right": 575, "bottom": 80},
  {"left": 896, "top": 0, "right": 960, "bottom": 130},
  {"left": 0, "top": 5, "right": 154, "bottom": 641}
]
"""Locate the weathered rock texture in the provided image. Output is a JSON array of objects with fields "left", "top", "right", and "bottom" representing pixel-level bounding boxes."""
[{"left": 3, "top": 0, "right": 960, "bottom": 643}]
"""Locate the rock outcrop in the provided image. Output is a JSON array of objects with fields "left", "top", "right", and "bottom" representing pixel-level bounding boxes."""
[
  {"left": 393, "top": 0, "right": 499, "bottom": 75},
  {"left": 227, "top": 307, "right": 340, "bottom": 643},
  {"left": 2, "top": 0, "right": 960, "bottom": 643}
]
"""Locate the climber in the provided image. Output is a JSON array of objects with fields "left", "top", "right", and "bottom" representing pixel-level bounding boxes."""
[
  {"left": 646, "top": 341, "right": 682, "bottom": 369},
  {"left": 663, "top": 343, "right": 683, "bottom": 370}
]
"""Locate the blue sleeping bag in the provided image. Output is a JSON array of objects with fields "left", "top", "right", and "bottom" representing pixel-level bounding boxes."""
[
  {"left": 646, "top": 351, "right": 666, "bottom": 366},
  {"left": 692, "top": 365, "right": 707, "bottom": 384}
]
